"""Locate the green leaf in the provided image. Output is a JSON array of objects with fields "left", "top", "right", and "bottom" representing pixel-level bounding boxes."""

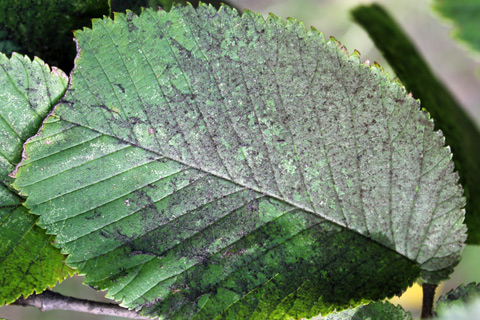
[
  {"left": 13, "top": 4, "right": 465, "bottom": 318},
  {"left": 324, "top": 301, "right": 412, "bottom": 320},
  {"left": 351, "top": 4, "right": 480, "bottom": 245},
  {"left": 433, "top": 0, "right": 480, "bottom": 55},
  {"left": 0, "top": 53, "right": 73, "bottom": 305},
  {"left": 435, "top": 282, "right": 480, "bottom": 316},
  {"left": 0, "top": 0, "right": 110, "bottom": 71}
]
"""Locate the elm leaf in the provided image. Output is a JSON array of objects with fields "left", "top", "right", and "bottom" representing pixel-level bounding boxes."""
[
  {"left": 0, "top": 53, "right": 73, "bottom": 305},
  {"left": 13, "top": 4, "right": 466, "bottom": 318}
]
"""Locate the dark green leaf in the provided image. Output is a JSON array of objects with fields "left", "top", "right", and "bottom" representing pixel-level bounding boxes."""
[
  {"left": 14, "top": 4, "right": 465, "bottom": 318},
  {"left": 351, "top": 3, "right": 480, "bottom": 244}
]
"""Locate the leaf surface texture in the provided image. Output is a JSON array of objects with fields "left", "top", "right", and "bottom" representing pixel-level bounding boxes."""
[
  {"left": 352, "top": 3, "right": 480, "bottom": 245},
  {"left": 14, "top": 5, "right": 466, "bottom": 318}
]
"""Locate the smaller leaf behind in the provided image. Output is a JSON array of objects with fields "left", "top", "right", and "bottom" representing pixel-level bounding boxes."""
[
  {"left": 435, "top": 282, "right": 480, "bottom": 316},
  {"left": 0, "top": 53, "right": 74, "bottom": 305}
]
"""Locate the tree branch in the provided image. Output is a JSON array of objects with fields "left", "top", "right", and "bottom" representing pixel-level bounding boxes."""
[
  {"left": 421, "top": 283, "right": 437, "bottom": 319},
  {"left": 11, "top": 290, "right": 153, "bottom": 319}
]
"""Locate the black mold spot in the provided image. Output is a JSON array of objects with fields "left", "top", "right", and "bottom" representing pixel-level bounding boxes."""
[
  {"left": 126, "top": 12, "right": 139, "bottom": 32},
  {"left": 85, "top": 210, "right": 101, "bottom": 221},
  {"left": 114, "top": 83, "right": 125, "bottom": 93}
]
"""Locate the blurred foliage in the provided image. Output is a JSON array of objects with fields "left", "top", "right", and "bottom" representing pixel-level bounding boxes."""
[
  {"left": 0, "top": 30, "right": 21, "bottom": 56},
  {"left": 433, "top": 0, "right": 480, "bottom": 55},
  {"left": 0, "top": 0, "right": 110, "bottom": 71}
]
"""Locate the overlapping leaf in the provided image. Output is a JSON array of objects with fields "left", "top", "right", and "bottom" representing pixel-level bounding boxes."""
[
  {"left": 0, "top": 53, "right": 73, "bottom": 305},
  {"left": 14, "top": 4, "right": 466, "bottom": 318}
]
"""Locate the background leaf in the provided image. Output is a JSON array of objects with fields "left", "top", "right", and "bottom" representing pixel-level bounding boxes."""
[
  {"left": 0, "top": 0, "right": 110, "bottom": 71},
  {"left": 435, "top": 282, "right": 480, "bottom": 316},
  {"left": 0, "top": 31, "right": 21, "bottom": 57},
  {"left": 351, "top": 3, "right": 480, "bottom": 244},
  {"left": 14, "top": 4, "right": 465, "bottom": 318},
  {"left": 433, "top": 0, "right": 480, "bottom": 55},
  {"left": 0, "top": 53, "right": 73, "bottom": 305},
  {"left": 323, "top": 301, "right": 412, "bottom": 320}
]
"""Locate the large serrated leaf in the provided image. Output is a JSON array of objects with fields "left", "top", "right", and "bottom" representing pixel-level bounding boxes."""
[
  {"left": 13, "top": 4, "right": 466, "bottom": 318},
  {"left": 0, "top": 53, "right": 73, "bottom": 305}
]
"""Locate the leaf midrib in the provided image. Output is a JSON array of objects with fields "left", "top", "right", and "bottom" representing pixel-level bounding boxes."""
[{"left": 43, "top": 113, "right": 416, "bottom": 265}]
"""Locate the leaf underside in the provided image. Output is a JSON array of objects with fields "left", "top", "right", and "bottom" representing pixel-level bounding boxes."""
[
  {"left": 14, "top": 4, "right": 465, "bottom": 319},
  {"left": 0, "top": 53, "right": 73, "bottom": 305}
]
